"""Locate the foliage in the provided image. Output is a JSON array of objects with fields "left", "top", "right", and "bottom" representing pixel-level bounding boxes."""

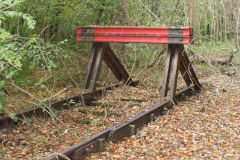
[
  {"left": 0, "top": 0, "right": 59, "bottom": 114},
  {"left": 0, "top": 0, "right": 63, "bottom": 81},
  {"left": 0, "top": 0, "right": 35, "bottom": 32},
  {"left": 0, "top": 0, "right": 35, "bottom": 79},
  {"left": 0, "top": 35, "right": 60, "bottom": 79}
]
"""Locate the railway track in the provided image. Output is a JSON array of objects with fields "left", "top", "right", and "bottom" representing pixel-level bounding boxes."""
[
  {"left": 0, "top": 81, "right": 198, "bottom": 160},
  {"left": 0, "top": 85, "right": 120, "bottom": 129},
  {"left": 44, "top": 85, "right": 197, "bottom": 160}
]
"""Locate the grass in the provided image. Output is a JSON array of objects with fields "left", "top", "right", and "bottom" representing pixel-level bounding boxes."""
[{"left": 190, "top": 40, "right": 237, "bottom": 61}]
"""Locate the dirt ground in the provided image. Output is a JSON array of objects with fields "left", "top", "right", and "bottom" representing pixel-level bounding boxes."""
[{"left": 88, "top": 74, "right": 240, "bottom": 159}]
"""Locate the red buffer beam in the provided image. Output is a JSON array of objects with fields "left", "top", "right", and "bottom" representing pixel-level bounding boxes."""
[{"left": 77, "top": 26, "right": 193, "bottom": 44}]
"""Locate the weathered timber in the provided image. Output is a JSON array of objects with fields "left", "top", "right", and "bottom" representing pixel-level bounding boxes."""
[
  {"left": 161, "top": 44, "right": 201, "bottom": 99},
  {"left": 83, "top": 43, "right": 135, "bottom": 92},
  {"left": 169, "top": 45, "right": 181, "bottom": 99},
  {"left": 161, "top": 44, "right": 174, "bottom": 97}
]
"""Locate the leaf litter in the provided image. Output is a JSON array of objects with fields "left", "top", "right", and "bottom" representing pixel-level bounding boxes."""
[
  {"left": 89, "top": 74, "right": 240, "bottom": 159},
  {"left": 0, "top": 80, "right": 161, "bottom": 160}
]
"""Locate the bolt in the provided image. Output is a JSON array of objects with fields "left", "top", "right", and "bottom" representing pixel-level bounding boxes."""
[{"left": 129, "top": 124, "right": 136, "bottom": 136}]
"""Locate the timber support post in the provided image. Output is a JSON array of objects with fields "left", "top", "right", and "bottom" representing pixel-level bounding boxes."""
[{"left": 161, "top": 44, "right": 202, "bottom": 99}]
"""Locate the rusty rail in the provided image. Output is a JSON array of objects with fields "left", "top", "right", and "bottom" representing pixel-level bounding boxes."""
[
  {"left": 0, "top": 85, "right": 123, "bottom": 129},
  {"left": 44, "top": 85, "right": 197, "bottom": 160}
]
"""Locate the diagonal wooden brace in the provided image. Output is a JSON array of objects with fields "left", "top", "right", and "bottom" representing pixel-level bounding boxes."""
[
  {"left": 103, "top": 43, "right": 134, "bottom": 85},
  {"left": 179, "top": 45, "right": 192, "bottom": 86},
  {"left": 83, "top": 42, "right": 134, "bottom": 92},
  {"left": 180, "top": 50, "right": 202, "bottom": 90}
]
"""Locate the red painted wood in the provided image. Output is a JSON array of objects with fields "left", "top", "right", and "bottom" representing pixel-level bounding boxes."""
[{"left": 77, "top": 26, "right": 193, "bottom": 44}]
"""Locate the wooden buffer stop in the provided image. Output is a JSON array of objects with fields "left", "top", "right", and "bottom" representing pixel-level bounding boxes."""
[{"left": 77, "top": 26, "right": 201, "bottom": 99}]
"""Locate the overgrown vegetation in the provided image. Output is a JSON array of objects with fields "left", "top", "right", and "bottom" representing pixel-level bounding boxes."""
[{"left": 0, "top": 0, "right": 239, "bottom": 112}]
